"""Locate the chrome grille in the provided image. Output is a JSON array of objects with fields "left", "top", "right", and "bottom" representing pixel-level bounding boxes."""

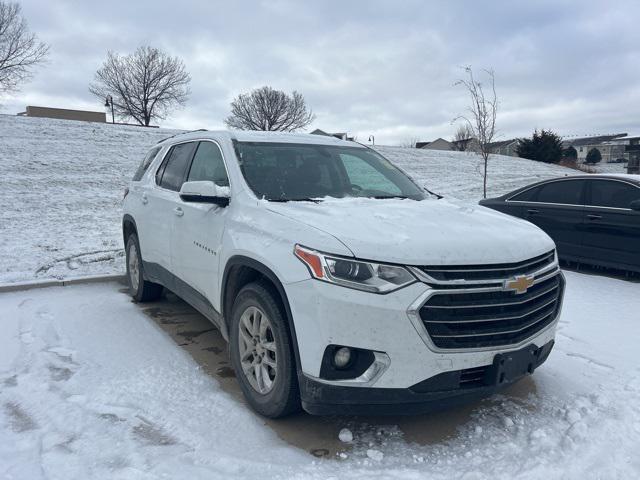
[
  {"left": 418, "top": 250, "right": 555, "bottom": 282},
  {"left": 414, "top": 253, "right": 564, "bottom": 350}
]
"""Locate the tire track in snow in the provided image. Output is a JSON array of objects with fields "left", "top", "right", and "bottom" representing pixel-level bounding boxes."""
[
  {"left": 35, "top": 248, "right": 124, "bottom": 275},
  {"left": 564, "top": 352, "right": 615, "bottom": 370}
]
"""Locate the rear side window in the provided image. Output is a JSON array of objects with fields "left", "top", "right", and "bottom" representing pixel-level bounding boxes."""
[
  {"left": 187, "top": 142, "right": 229, "bottom": 186},
  {"left": 133, "top": 146, "right": 161, "bottom": 181},
  {"left": 533, "top": 180, "right": 585, "bottom": 205},
  {"left": 509, "top": 186, "right": 539, "bottom": 202},
  {"left": 587, "top": 180, "right": 640, "bottom": 209},
  {"left": 157, "top": 142, "right": 197, "bottom": 191}
]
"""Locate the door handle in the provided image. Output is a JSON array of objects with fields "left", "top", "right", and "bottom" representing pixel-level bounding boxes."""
[
  {"left": 527, "top": 209, "right": 539, "bottom": 215},
  {"left": 141, "top": 193, "right": 148, "bottom": 205},
  {"left": 173, "top": 207, "right": 184, "bottom": 217},
  {"left": 587, "top": 214, "right": 602, "bottom": 220}
]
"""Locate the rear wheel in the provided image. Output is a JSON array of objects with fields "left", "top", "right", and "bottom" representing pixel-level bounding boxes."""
[
  {"left": 229, "top": 281, "right": 300, "bottom": 418},
  {"left": 126, "top": 234, "right": 163, "bottom": 302}
]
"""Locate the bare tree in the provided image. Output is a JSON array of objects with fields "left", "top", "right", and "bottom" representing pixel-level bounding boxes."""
[
  {"left": 0, "top": 2, "right": 49, "bottom": 93},
  {"left": 454, "top": 67, "right": 498, "bottom": 198},
  {"left": 399, "top": 136, "right": 421, "bottom": 148},
  {"left": 225, "top": 86, "right": 315, "bottom": 131},
  {"left": 89, "top": 46, "right": 190, "bottom": 126},
  {"left": 451, "top": 124, "right": 475, "bottom": 152}
]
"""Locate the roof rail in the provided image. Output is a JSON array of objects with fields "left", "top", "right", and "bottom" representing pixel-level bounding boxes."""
[{"left": 156, "top": 128, "right": 208, "bottom": 144}]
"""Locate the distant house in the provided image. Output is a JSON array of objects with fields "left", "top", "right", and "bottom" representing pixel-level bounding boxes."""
[
  {"left": 418, "top": 138, "right": 452, "bottom": 151},
  {"left": 488, "top": 139, "right": 520, "bottom": 157},
  {"left": 451, "top": 137, "right": 480, "bottom": 152},
  {"left": 563, "top": 134, "right": 628, "bottom": 163},
  {"left": 17, "top": 106, "right": 106, "bottom": 123},
  {"left": 418, "top": 137, "right": 519, "bottom": 155},
  {"left": 310, "top": 128, "right": 355, "bottom": 141},
  {"left": 609, "top": 135, "right": 640, "bottom": 173}
]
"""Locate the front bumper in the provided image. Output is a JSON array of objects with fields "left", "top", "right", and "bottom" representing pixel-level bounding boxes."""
[
  {"left": 299, "top": 340, "right": 554, "bottom": 415},
  {"left": 285, "top": 277, "right": 560, "bottom": 390}
]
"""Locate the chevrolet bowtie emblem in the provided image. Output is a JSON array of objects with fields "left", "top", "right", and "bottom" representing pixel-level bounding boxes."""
[{"left": 504, "top": 275, "right": 535, "bottom": 294}]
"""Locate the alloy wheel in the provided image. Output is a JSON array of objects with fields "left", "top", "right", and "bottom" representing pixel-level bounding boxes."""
[
  {"left": 128, "top": 243, "right": 140, "bottom": 292},
  {"left": 238, "top": 306, "right": 277, "bottom": 394}
]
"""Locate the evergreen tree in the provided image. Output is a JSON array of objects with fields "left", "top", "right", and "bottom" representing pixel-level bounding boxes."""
[
  {"left": 516, "top": 130, "right": 563, "bottom": 163},
  {"left": 585, "top": 148, "right": 602, "bottom": 164},
  {"left": 563, "top": 145, "right": 578, "bottom": 161}
]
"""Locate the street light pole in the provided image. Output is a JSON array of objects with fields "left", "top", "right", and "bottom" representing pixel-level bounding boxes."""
[{"left": 104, "top": 95, "right": 115, "bottom": 124}]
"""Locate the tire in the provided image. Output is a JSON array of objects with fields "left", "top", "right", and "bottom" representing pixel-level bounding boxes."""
[
  {"left": 125, "top": 233, "right": 163, "bottom": 302},
  {"left": 229, "top": 280, "right": 300, "bottom": 418}
]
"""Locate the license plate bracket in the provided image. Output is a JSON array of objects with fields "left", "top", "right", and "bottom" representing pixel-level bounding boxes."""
[{"left": 489, "top": 345, "right": 540, "bottom": 385}]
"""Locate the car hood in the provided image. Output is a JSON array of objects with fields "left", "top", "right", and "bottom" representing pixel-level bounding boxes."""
[{"left": 265, "top": 197, "right": 555, "bottom": 265}]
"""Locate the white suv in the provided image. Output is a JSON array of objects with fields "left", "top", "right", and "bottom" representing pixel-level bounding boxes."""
[{"left": 123, "top": 130, "right": 564, "bottom": 418}]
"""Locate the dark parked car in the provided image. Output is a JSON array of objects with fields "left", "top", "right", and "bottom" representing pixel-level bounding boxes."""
[{"left": 480, "top": 174, "right": 640, "bottom": 273}]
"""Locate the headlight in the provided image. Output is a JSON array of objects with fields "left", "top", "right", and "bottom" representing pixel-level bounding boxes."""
[{"left": 294, "top": 245, "right": 416, "bottom": 293}]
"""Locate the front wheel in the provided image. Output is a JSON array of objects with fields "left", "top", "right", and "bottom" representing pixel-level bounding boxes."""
[
  {"left": 229, "top": 281, "right": 300, "bottom": 418},
  {"left": 125, "top": 234, "right": 163, "bottom": 302}
]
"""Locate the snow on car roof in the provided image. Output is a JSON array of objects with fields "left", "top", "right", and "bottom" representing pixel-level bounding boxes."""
[
  {"left": 157, "top": 129, "right": 365, "bottom": 147},
  {"left": 230, "top": 130, "right": 365, "bottom": 147}
]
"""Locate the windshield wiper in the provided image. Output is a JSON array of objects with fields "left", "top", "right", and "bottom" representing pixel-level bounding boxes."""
[
  {"left": 372, "top": 195, "right": 410, "bottom": 200},
  {"left": 268, "top": 198, "right": 322, "bottom": 203}
]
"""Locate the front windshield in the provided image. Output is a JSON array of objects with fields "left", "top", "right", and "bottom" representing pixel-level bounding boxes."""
[{"left": 235, "top": 142, "right": 426, "bottom": 201}]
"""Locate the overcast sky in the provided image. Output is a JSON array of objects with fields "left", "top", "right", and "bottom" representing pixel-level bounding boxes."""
[{"left": 3, "top": 0, "right": 639, "bottom": 144}]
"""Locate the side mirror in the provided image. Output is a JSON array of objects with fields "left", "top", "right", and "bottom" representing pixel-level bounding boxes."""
[
  {"left": 180, "top": 181, "right": 230, "bottom": 206},
  {"left": 630, "top": 199, "right": 640, "bottom": 211}
]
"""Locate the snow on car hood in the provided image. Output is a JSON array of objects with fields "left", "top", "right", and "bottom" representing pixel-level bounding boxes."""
[{"left": 266, "top": 197, "right": 555, "bottom": 266}]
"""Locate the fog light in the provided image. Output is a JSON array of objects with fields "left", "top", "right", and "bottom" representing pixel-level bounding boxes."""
[{"left": 333, "top": 347, "right": 352, "bottom": 369}]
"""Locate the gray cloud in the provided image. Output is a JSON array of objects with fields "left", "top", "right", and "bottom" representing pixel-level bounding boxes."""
[{"left": 3, "top": 0, "right": 639, "bottom": 144}]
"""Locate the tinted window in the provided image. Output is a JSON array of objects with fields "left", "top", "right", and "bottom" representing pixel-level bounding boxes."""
[
  {"left": 536, "top": 180, "right": 585, "bottom": 205},
  {"left": 510, "top": 186, "right": 539, "bottom": 202},
  {"left": 158, "top": 142, "right": 197, "bottom": 191},
  {"left": 155, "top": 152, "right": 169, "bottom": 185},
  {"left": 588, "top": 180, "right": 640, "bottom": 209},
  {"left": 133, "top": 146, "right": 161, "bottom": 181},
  {"left": 187, "top": 142, "right": 229, "bottom": 186}
]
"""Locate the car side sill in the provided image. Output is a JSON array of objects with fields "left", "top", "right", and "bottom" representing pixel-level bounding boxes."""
[{"left": 142, "top": 261, "right": 228, "bottom": 339}]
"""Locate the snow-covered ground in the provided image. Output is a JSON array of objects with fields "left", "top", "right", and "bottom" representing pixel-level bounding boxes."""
[
  {"left": 1, "top": 272, "right": 639, "bottom": 479},
  {"left": 588, "top": 161, "right": 628, "bottom": 174},
  {"left": 0, "top": 115, "right": 180, "bottom": 284},
  {"left": 0, "top": 115, "right": 579, "bottom": 284}
]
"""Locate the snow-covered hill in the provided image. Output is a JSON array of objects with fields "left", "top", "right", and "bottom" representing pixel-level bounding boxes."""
[
  {"left": 376, "top": 146, "right": 576, "bottom": 200},
  {"left": 0, "top": 115, "right": 179, "bottom": 283},
  {"left": 0, "top": 115, "right": 577, "bottom": 283}
]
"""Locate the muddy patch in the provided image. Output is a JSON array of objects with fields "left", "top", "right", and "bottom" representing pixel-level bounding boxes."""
[
  {"left": 48, "top": 365, "right": 75, "bottom": 382},
  {"left": 310, "top": 448, "right": 330, "bottom": 458},
  {"left": 4, "top": 402, "right": 38, "bottom": 432},
  {"left": 177, "top": 328, "right": 215, "bottom": 343},
  {"left": 132, "top": 416, "right": 177, "bottom": 446},
  {"left": 215, "top": 366, "right": 236, "bottom": 378},
  {"left": 202, "top": 345, "right": 223, "bottom": 354},
  {"left": 99, "top": 413, "right": 126, "bottom": 423},
  {"left": 3, "top": 375, "right": 18, "bottom": 387}
]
